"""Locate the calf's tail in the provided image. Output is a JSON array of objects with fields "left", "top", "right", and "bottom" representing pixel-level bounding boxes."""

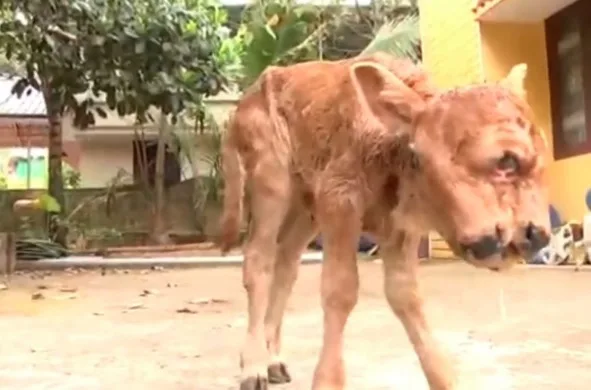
[{"left": 219, "top": 118, "right": 245, "bottom": 255}]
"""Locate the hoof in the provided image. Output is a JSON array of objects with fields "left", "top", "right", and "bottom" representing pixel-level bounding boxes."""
[
  {"left": 268, "top": 362, "right": 292, "bottom": 384},
  {"left": 240, "top": 375, "right": 268, "bottom": 390}
]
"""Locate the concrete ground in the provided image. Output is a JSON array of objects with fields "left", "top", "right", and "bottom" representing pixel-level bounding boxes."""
[{"left": 1, "top": 261, "right": 591, "bottom": 390}]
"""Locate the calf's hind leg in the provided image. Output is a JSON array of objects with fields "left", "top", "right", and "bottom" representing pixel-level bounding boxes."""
[
  {"left": 240, "top": 164, "right": 290, "bottom": 390},
  {"left": 265, "top": 205, "right": 318, "bottom": 384}
]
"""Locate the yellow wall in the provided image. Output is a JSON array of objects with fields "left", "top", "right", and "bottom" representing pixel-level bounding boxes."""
[
  {"left": 480, "top": 23, "right": 551, "bottom": 138},
  {"left": 480, "top": 22, "right": 553, "bottom": 172},
  {"left": 419, "top": 0, "right": 591, "bottom": 221},
  {"left": 419, "top": 0, "right": 485, "bottom": 87},
  {"left": 549, "top": 153, "right": 591, "bottom": 220}
]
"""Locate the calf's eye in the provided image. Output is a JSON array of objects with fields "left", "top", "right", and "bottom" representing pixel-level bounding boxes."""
[{"left": 497, "top": 152, "right": 520, "bottom": 172}]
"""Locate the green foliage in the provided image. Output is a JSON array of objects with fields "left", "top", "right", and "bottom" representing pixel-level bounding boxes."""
[
  {"left": 226, "top": 0, "right": 421, "bottom": 88},
  {"left": 0, "top": 49, "right": 22, "bottom": 75},
  {"left": 191, "top": 0, "right": 245, "bottom": 87},
  {"left": 217, "top": 24, "right": 247, "bottom": 87},
  {"left": 63, "top": 167, "right": 81, "bottom": 189},
  {"left": 239, "top": 0, "right": 327, "bottom": 87},
  {"left": 360, "top": 13, "right": 421, "bottom": 62},
  {"left": 37, "top": 193, "right": 61, "bottom": 213},
  {"left": 0, "top": 0, "right": 227, "bottom": 127},
  {"left": 321, "top": 0, "right": 421, "bottom": 61}
]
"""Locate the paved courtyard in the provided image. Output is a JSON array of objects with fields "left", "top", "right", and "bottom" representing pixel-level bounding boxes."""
[{"left": 1, "top": 261, "right": 591, "bottom": 389}]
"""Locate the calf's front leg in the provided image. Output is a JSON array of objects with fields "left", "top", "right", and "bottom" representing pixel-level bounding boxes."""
[
  {"left": 312, "top": 202, "right": 361, "bottom": 390},
  {"left": 381, "top": 230, "right": 456, "bottom": 390}
]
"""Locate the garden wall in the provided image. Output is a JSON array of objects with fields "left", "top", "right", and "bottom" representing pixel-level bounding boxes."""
[{"left": 0, "top": 179, "right": 219, "bottom": 247}]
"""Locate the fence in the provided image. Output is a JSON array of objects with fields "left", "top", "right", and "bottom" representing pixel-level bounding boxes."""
[{"left": 0, "top": 178, "right": 219, "bottom": 247}]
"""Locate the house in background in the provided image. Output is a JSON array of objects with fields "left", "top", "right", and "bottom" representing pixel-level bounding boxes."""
[
  {"left": 419, "top": 0, "right": 591, "bottom": 221},
  {"left": 67, "top": 89, "right": 238, "bottom": 188},
  {"left": 0, "top": 77, "right": 80, "bottom": 189},
  {"left": 0, "top": 75, "right": 238, "bottom": 189}
]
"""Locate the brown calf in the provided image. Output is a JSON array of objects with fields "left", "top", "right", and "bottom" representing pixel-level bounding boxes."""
[{"left": 220, "top": 53, "right": 549, "bottom": 390}]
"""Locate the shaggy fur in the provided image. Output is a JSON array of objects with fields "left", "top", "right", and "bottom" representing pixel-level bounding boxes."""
[{"left": 219, "top": 53, "right": 549, "bottom": 390}]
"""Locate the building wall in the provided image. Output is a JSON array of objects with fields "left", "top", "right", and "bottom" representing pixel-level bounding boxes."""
[
  {"left": 78, "top": 139, "right": 134, "bottom": 188},
  {"left": 548, "top": 153, "right": 591, "bottom": 221},
  {"left": 419, "top": 0, "right": 485, "bottom": 87}
]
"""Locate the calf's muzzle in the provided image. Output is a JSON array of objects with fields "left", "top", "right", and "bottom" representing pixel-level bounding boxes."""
[
  {"left": 461, "top": 235, "right": 502, "bottom": 260},
  {"left": 461, "top": 222, "right": 550, "bottom": 261}
]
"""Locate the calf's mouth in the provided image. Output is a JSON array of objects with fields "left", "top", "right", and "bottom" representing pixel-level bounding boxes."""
[{"left": 450, "top": 239, "right": 522, "bottom": 272}]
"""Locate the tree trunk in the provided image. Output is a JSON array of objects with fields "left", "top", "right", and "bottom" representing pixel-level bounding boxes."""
[
  {"left": 151, "top": 113, "right": 170, "bottom": 245},
  {"left": 47, "top": 109, "right": 66, "bottom": 246}
]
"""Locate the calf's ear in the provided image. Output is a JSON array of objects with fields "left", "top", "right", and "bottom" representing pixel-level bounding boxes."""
[
  {"left": 500, "top": 63, "right": 528, "bottom": 100},
  {"left": 350, "top": 61, "right": 426, "bottom": 126}
]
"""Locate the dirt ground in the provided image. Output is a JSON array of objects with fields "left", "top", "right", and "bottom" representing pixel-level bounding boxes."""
[{"left": 1, "top": 261, "right": 591, "bottom": 390}]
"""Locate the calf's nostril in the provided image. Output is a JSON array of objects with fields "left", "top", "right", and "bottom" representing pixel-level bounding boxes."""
[
  {"left": 525, "top": 223, "right": 549, "bottom": 252},
  {"left": 462, "top": 235, "right": 502, "bottom": 260}
]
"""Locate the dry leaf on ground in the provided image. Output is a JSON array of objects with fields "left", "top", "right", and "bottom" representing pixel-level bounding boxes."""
[
  {"left": 176, "top": 307, "right": 198, "bottom": 314},
  {"left": 31, "top": 292, "right": 45, "bottom": 300}
]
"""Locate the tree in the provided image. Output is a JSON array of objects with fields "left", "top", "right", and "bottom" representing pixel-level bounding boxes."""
[
  {"left": 0, "top": 0, "right": 225, "bottom": 244},
  {"left": 322, "top": 0, "right": 421, "bottom": 61},
  {"left": 0, "top": 49, "right": 22, "bottom": 74},
  {"left": 359, "top": 12, "right": 421, "bottom": 62},
  {"left": 230, "top": 0, "right": 343, "bottom": 88},
  {"left": 227, "top": 0, "right": 421, "bottom": 90}
]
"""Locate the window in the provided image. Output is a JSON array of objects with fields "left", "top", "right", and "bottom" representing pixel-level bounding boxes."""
[
  {"left": 132, "top": 139, "right": 181, "bottom": 188},
  {"left": 546, "top": 0, "right": 591, "bottom": 159}
]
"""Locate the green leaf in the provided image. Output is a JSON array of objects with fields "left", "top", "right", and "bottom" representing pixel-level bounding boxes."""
[
  {"left": 158, "top": 71, "right": 173, "bottom": 87},
  {"left": 275, "top": 20, "right": 309, "bottom": 58},
  {"left": 106, "top": 90, "right": 117, "bottom": 110},
  {"left": 116, "top": 100, "right": 125, "bottom": 117},
  {"left": 135, "top": 40, "right": 146, "bottom": 54},
  {"left": 44, "top": 35, "right": 57, "bottom": 51},
  {"left": 5, "top": 43, "right": 12, "bottom": 60},
  {"left": 91, "top": 35, "right": 106, "bottom": 46},
  {"left": 264, "top": 24, "right": 277, "bottom": 40},
  {"left": 293, "top": 5, "right": 320, "bottom": 23},
  {"left": 124, "top": 27, "right": 139, "bottom": 39},
  {"left": 11, "top": 79, "right": 28, "bottom": 98},
  {"left": 37, "top": 194, "right": 61, "bottom": 213},
  {"left": 95, "top": 106, "right": 107, "bottom": 118},
  {"left": 86, "top": 111, "right": 96, "bottom": 126},
  {"left": 264, "top": 3, "right": 286, "bottom": 18},
  {"left": 360, "top": 14, "right": 421, "bottom": 63}
]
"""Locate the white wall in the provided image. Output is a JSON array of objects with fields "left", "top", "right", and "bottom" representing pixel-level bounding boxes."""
[{"left": 78, "top": 139, "right": 134, "bottom": 188}]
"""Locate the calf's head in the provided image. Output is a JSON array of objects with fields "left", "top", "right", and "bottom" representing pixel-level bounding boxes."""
[{"left": 351, "top": 61, "right": 549, "bottom": 270}]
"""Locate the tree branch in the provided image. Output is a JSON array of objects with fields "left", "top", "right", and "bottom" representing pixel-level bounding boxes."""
[
  {"left": 47, "top": 25, "right": 77, "bottom": 41},
  {"left": 281, "top": 22, "right": 328, "bottom": 60}
]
